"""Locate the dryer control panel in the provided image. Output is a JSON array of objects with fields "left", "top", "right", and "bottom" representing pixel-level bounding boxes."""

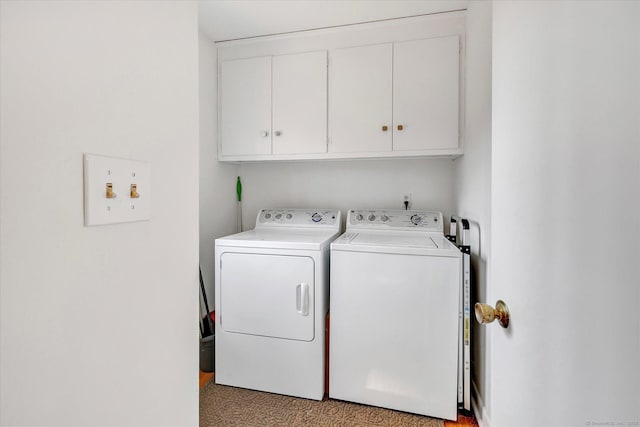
[
  {"left": 256, "top": 208, "right": 341, "bottom": 228},
  {"left": 347, "top": 209, "right": 443, "bottom": 232}
]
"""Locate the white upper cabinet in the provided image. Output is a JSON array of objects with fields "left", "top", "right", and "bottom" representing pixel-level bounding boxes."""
[
  {"left": 219, "top": 51, "right": 328, "bottom": 158},
  {"left": 220, "top": 56, "right": 272, "bottom": 157},
  {"left": 272, "top": 51, "right": 328, "bottom": 155},
  {"left": 393, "top": 36, "right": 459, "bottom": 152},
  {"left": 217, "top": 11, "right": 465, "bottom": 161},
  {"left": 330, "top": 36, "right": 460, "bottom": 155},
  {"left": 330, "top": 44, "right": 393, "bottom": 153}
]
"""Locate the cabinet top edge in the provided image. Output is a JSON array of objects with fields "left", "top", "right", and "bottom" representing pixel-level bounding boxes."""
[{"left": 217, "top": 153, "right": 464, "bottom": 164}]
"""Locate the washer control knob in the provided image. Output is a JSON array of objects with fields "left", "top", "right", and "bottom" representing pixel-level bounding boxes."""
[
  {"left": 410, "top": 215, "right": 423, "bottom": 225},
  {"left": 311, "top": 213, "right": 322, "bottom": 223},
  {"left": 368, "top": 214, "right": 376, "bottom": 222},
  {"left": 380, "top": 215, "right": 389, "bottom": 222},
  {"left": 286, "top": 213, "right": 293, "bottom": 220},
  {"left": 355, "top": 213, "right": 364, "bottom": 221},
  {"left": 264, "top": 212, "right": 272, "bottom": 219},
  {"left": 275, "top": 213, "right": 283, "bottom": 220}
]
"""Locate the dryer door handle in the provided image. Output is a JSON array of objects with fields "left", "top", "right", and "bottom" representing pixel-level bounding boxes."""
[{"left": 296, "top": 283, "right": 309, "bottom": 316}]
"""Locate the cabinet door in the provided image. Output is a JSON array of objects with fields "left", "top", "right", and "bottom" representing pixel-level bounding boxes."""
[
  {"left": 393, "top": 36, "right": 460, "bottom": 151},
  {"left": 272, "top": 51, "right": 328, "bottom": 155},
  {"left": 220, "top": 56, "right": 272, "bottom": 156},
  {"left": 330, "top": 44, "right": 392, "bottom": 153}
]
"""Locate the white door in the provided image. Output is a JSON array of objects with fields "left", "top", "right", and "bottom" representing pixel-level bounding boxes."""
[
  {"left": 488, "top": 3, "right": 639, "bottom": 427},
  {"left": 219, "top": 56, "right": 271, "bottom": 156},
  {"left": 219, "top": 253, "right": 315, "bottom": 341},
  {"left": 329, "top": 43, "right": 392, "bottom": 153},
  {"left": 393, "top": 36, "right": 459, "bottom": 151},
  {"left": 272, "top": 51, "right": 327, "bottom": 155}
]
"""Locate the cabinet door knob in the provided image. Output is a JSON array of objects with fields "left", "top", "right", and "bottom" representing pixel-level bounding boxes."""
[
  {"left": 275, "top": 130, "right": 282, "bottom": 136},
  {"left": 382, "top": 125, "right": 388, "bottom": 132},
  {"left": 397, "top": 124, "right": 404, "bottom": 131},
  {"left": 261, "top": 131, "right": 269, "bottom": 137}
]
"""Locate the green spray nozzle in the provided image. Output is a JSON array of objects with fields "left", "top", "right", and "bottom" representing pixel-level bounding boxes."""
[{"left": 236, "top": 176, "right": 242, "bottom": 202}]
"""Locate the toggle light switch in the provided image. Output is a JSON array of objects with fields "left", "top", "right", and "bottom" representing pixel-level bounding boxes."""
[
  {"left": 84, "top": 154, "right": 150, "bottom": 226},
  {"left": 106, "top": 183, "right": 117, "bottom": 199}
]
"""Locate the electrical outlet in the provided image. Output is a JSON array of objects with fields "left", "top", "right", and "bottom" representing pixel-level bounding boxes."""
[
  {"left": 83, "top": 154, "right": 150, "bottom": 226},
  {"left": 402, "top": 193, "right": 412, "bottom": 210}
]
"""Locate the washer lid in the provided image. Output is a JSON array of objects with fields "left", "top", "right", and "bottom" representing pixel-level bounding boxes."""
[
  {"left": 350, "top": 232, "right": 438, "bottom": 248},
  {"left": 332, "top": 231, "right": 460, "bottom": 256},
  {"left": 216, "top": 228, "right": 341, "bottom": 251}
]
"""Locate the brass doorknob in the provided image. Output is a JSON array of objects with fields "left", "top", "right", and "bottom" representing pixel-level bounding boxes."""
[{"left": 475, "top": 300, "right": 510, "bottom": 328}]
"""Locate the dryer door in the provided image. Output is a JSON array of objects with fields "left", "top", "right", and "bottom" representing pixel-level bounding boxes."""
[{"left": 220, "top": 253, "right": 315, "bottom": 341}]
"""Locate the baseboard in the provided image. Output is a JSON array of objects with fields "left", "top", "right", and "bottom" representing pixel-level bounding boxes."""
[{"left": 471, "top": 380, "right": 493, "bottom": 427}]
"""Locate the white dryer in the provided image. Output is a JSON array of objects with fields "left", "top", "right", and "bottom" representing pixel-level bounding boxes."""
[
  {"left": 329, "top": 209, "right": 461, "bottom": 420},
  {"left": 215, "top": 208, "right": 341, "bottom": 400}
]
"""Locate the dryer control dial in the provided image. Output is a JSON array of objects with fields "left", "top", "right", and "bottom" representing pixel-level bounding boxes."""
[
  {"left": 368, "top": 214, "right": 376, "bottom": 222},
  {"left": 355, "top": 213, "right": 364, "bottom": 221},
  {"left": 410, "top": 214, "right": 424, "bottom": 226},
  {"left": 380, "top": 215, "right": 389, "bottom": 222},
  {"left": 311, "top": 212, "right": 323, "bottom": 223}
]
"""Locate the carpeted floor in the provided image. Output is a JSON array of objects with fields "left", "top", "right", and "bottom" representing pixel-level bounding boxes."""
[{"left": 200, "top": 381, "right": 445, "bottom": 426}]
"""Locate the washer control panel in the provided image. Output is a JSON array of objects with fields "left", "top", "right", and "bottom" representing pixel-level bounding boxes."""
[
  {"left": 257, "top": 208, "right": 340, "bottom": 227},
  {"left": 347, "top": 209, "right": 443, "bottom": 232}
]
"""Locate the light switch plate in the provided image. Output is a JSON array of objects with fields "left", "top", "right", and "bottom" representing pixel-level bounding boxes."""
[{"left": 83, "top": 154, "right": 150, "bottom": 226}]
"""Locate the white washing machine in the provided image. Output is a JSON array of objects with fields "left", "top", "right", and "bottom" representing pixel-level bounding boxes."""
[
  {"left": 329, "top": 209, "right": 461, "bottom": 420},
  {"left": 215, "top": 208, "right": 342, "bottom": 400}
]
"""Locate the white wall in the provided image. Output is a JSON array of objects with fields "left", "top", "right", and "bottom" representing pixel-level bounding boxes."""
[
  {"left": 199, "top": 33, "right": 238, "bottom": 305},
  {"left": 490, "top": 2, "right": 639, "bottom": 426},
  {"left": 238, "top": 159, "right": 455, "bottom": 230},
  {"left": 0, "top": 2, "right": 200, "bottom": 426},
  {"left": 452, "top": 1, "right": 492, "bottom": 422}
]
